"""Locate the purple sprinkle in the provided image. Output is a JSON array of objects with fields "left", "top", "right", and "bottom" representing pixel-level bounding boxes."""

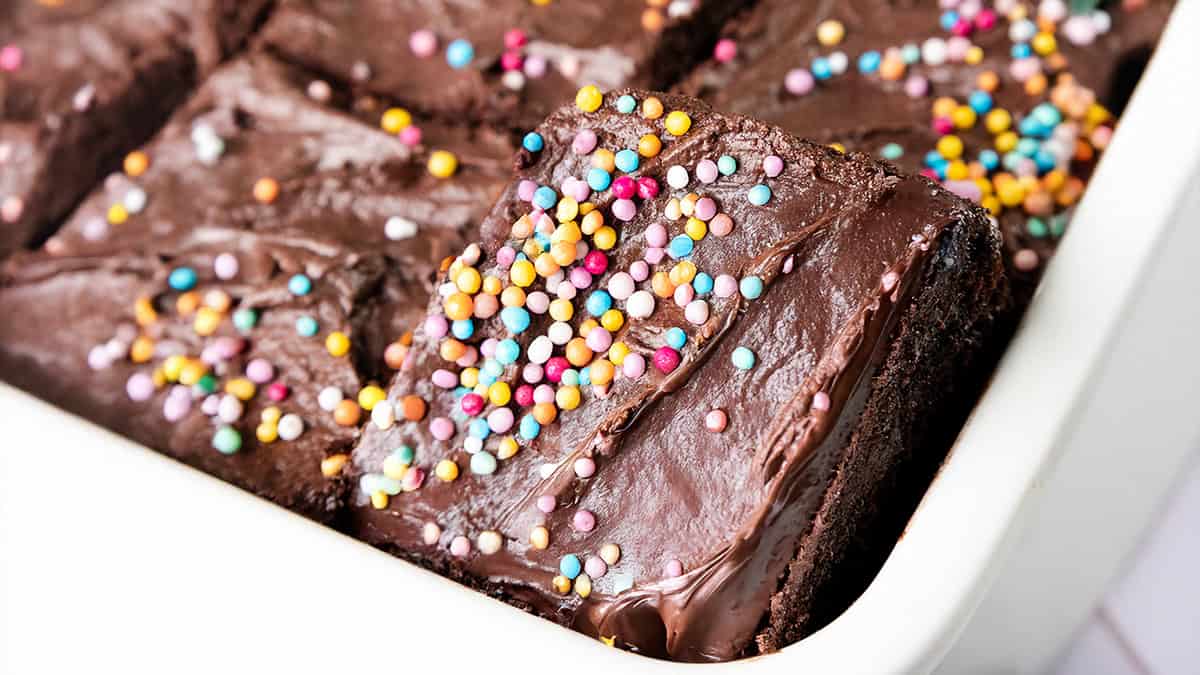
[
  {"left": 784, "top": 68, "right": 815, "bottom": 96},
  {"left": 125, "top": 373, "right": 155, "bottom": 402},
  {"left": 584, "top": 555, "right": 608, "bottom": 579},
  {"left": 695, "top": 159, "right": 719, "bottom": 184},
  {"left": 572, "top": 509, "right": 596, "bottom": 532}
]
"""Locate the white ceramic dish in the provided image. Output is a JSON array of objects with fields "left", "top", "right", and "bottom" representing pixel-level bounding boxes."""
[{"left": 3, "top": 4, "right": 1199, "bottom": 672}]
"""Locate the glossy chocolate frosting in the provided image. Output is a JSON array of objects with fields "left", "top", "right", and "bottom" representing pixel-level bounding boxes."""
[
  {"left": 348, "top": 89, "right": 1003, "bottom": 660},
  {"left": 0, "top": 0, "right": 271, "bottom": 255},
  {"left": 677, "top": 0, "right": 1174, "bottom": 287},
  {"left": 258, "top": 0, "right": 749, "bottom": 129},
  {"left": 0, "top": 54, "right": 513, "bottom": 519}
]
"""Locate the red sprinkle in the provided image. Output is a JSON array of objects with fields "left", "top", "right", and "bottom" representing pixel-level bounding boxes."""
[
  {"left": 515, "top": 384, "right": 535, "bottom": 407},
  {"left": 611, "top": 175, "right": 636, "bottom": 200},
  {"left": 461, "top": 392, "right": 485, "bottom": 416},
  {"left": 583, "top": 250, "right": 609, "bottom": 275},
  {"left": 267, "top": 382, "right": 289, "bottom": 401},
  {"left": 545, "top": 357, "right": 570, "bottom": 383},
  {"left": 504, "top": 28, "right": 527, "bottom": 49},
  {"left": 653, "top": 346, "right": 681, "bottom": 374},
  {"left": 635, "top": 176, "right": 660, "bottom": 200}
]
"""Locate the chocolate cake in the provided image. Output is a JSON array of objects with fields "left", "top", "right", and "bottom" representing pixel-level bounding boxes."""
[
  {"left": 677, "top": 0, "right": 1174, "bottom": 291},
  {"left": 0, "top": 54, "right": 513, "bottom": 520},
  {"left": 346, "top": 88, "right": 1006, "bottom": 661},
  {"left": 0, "top": 0, "right": 271, "bottom": 255},
  {"left": 257, "top": 0, "right": 751, "bottom": 130}
]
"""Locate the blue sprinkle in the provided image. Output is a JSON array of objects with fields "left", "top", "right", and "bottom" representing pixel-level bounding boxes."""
[
  {"left": 522, "top": 132, "right": 544, "bottom": 152},
  {"left": 1011, "top": 43, "right": 1032, "bottom": 60},
  {"left": 375, "top": 476, "right": 402, "bottom": 496},
  {"left": 446, "top": 39, "right": 474, "bottom": 69},
  {"left": 881, "top": 143, "right": 904, "bottom": 161},
  {"left": 578, "top": 367, "right": 591, "bottom": 386},
  {"left": 561, "top": 369, "right": 580, "bottom": 387},
  {"left": 665, "top": 327, "right": 686, "bottom": 350},
  {"left": 288, "top": 273, "right": 312, "bottom": 296},
  {"left": 615, "top": 149, "right": 640, "bottom": 173},
  {"left": 453, "top": 386, "right": 471, "bottom": 399},
  {"left": 500, "top": 306, "right": 531, "bottom": 334},
  {"left": 693, "top": 272, "right": 714, "bottom": 296},
  {"left": 533, "top": 231, "right": 551, "bottom": 250},
  {"left": 923, "top": 150, "right": 945, "bottom": 168},
  {"left": 901, "top": 43, "right": 921, "bottom": 64},
  {"left": 1032, "top": 103, "right": 1063, "bottom": 128},
  {"left": 469, "top": 419, "right": 491, "bottom": 440},
  {"left": 295, "top": 315, "right": 319, "bottom": 337},
  {"left": 483, "top": 359, "right": 504, "bottom": 378},
  {"left": 587, "top": 167, "right": 612, "bottom": 192},
  {"left": 1018, "top": 116, "right": 1047, "bottom": 139},
  {"left": 451, "top": 319, "right": 474, "bottom": 340},
  {"left": 668, "top": 234, "right": 694, "bottom": 259},
  {"left": 168, "top": 267, "right": 197, "bottom": 291},
  {"left": 939, "top": 11, "right": 959, "bottom": 31},
  {"left": 747, "top": 184, "right": 771, "bottom": 206},
  {"left": 616, "top": 94, "right": 637, "bottom": 114},
  {"left": 532, "top": 186, "right": 558, "bottom": 210},
  {"left": 232, "top": 308, "right": 257, "bottom": 332},
  {"left": 478, "top": 370, "right": 498, "bottom": 387},
  {"left": 857, "top": 50, "right": 881, "bottom": 74},
  {"left": 739, "top": 275, "right": 764, "bottom": 300},
  {"left": 811, "top": 57, "right": 832, "bottom": 80},
  {"left": 731, "top": 346, "right": 756, "bottom": 370},
  {"left": 560, "top": 554, "right": 582, "bottom": 579},
  {"left": 1016, "top": 137, "right": 1040, "bottom": 157},
  {"left": 519, "top": 414, "right": 541, "bottom": 440},
  {"left": 495, "top": 339, "right": 521, "bottom": 365},
  {"left": 1034, "top": 150, "right": 1057, "bottom": 173},
  {"left": 968, "top": 91, "right": 993, "bottom": 114},
  {"left": 586, "top": 290, "right": 613, "bottom": 317},
  {"left": 979, "top": 149, "right": 1000, "bottom": 171},
  {"left": 717, "top": 154, "right": 738, "bottom": 176},
  {"left": 470, "top": 451, "right": 498, "bottom": 475}
]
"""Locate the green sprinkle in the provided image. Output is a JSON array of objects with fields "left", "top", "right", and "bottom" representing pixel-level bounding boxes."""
[
  {"left": 1026, "top": 217, "right": 1049, "bottom": 239},
  {"left": 212, "top": 425, "right": 242, "bottom": 455}
]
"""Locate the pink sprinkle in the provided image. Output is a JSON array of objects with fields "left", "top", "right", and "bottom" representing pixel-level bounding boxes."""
[
  {"left": 573, "top": 130, "right": 598, "bottom": 155},
  {"left": 488, "top": 407, "right": 515, "bottom": 433},
  {"left": 461, "top": 393, "right": 484, "bottom": 416},
  {"left": 537, "top": 495, "right": 556, "bottom": 513},
  {"left": 673, "top": 284, "right": 694, "bottom": 307},
  {"left": 574, "top": 457, "right": 596, "bottom": 478},
  {"left": 515, "top": 384, "right": 535, "bottom": 406},
  {"left": 974, "top": 9, "right": 997, "bottom": 31},
  {"left": 430, "top": 417, "right": 455, "bottom": 441},
  {"left": 951, "top": 18, "right": 973, "bottom": 37},
  {"left": 763, "top": 155, "right": 784, "bottom": 178},
  {"left": 522, "top": 363, "right": 543, "bottom": 384},
  {"left": 545, "top": 357, "right": 570, "bottom": 383},
  {"left": 629, "top": 260, "right": 650, "bottom": 282},
  {"left": 399, "top": 125, "right": 422, "bottom": 146},
  {"left": 565, "top": 178, "right": 591, "bottom": 203},
  {"left": 500, "top": 50, "right": 523, "bottom": 71},
  {"left": 812, "top": 392, "right": 831, "bottom": 411},
  {"left": 1009, "top": 57, "right": 1041, "bottom": 83},
  {"left": 0, "top": 45, "right": 23, "bottom": 72},
  {"left": 570, "top": 267, "right": 593, "bottom": 289},
  {"left": 517, "top": 179, "right": 538, "bottom": 202},
  {"left": 583, "top": 251, "right": 608, "bottom": 275},
  {"left": 612, "top": 199, "right": 636, "bottom": 222},
  {"left": 947, "top": 36, "right": 971, "bottom": 61},
  {"left": 267, "top": 382, "right": 289, "bottom": 402},
  {"left": 611, "top": 176, "right": 636, "bottom": 199},
  {"left": 504, "top": 28, "right": 527, "bottom": 50},
  {"left": 622, "top": 353, "right": 646, "bottom": 378},
  {"left": 163, "top": 395, "right": 190, "bottom": 422},
  {"left": 643, "top": 247, "right": 665, "bottom": 265},
  {"left": 213, "top": 336, "right": 245, "bottom": 360},
  {"left": 709, "top": 213, "right": 734, "bottom": 237},
  {"left": 474, "top": 293, "right": 499, "bottom": 319},
  {"left": 943, "top": 180, "right": 983, "bottom": 202},
  {"left": 782, "top": 256, "right": 795, "bottom": 274},
  {"left": 201, "top": 395, "right": 221, "bottom": 416},
  {"left": 431, "top": 369, "right": 458, "bottom": 389},
  {"left": 533, "top": 384, "right": 555, "bottom": 405},
  {"left": 403, "top": 467, "right": 426, "bottom": 491},
  {"left": 586, "top": 327, "right": 612, "bottom": 353},
  {"left": 636, "top": 177, "right": 659, "bottom": 200},
  {"left": 457, "top": 347, "right": 479, "bottom": 368},
  {"left": 713, "top": 38, "right": 737, "bottom": 63},
  {"left": 664, "top": 559, "right": 684, "bottom": 577},
  {"left": 705, "top": 409, "right": 727, "bottom": 432},
  {"left": 784, "top": 68, "right": 815, "bottom": 96},
  {"left": 713, "top": 274, "right": 738, "bottom": 298},
  {"left": 584, "top": 555, "right": 608, "bottom": 579},
  {"left": 525, "top": 291, "right": 550, "bottom": 314},
  {"left": 932, "top": 116, "right": 954, "bottom": 135},
  {"left": 573, "top": 510, "right": 597, "bottom": 532},
  {"left": 213, "top": 253, "right": 239, "bottom": 280},
  {"left": 409, "top": 30, "right": 438, "bottom": 58},
  {"left": 126, "top": 373, "right": 155, "bottom": 402},
  {"left": 425, "top": 314, "right": 449, "bottom": 338},
  {"left": 524, "top": 55, "right": 548, "bottom": 78},
  {"left": 653, "top": 347, "right": 681, "bottom": 374},
  {"left": 449, "top": 535, "right": 471, "bottom": 557},
  {"left": 245, "top": 358, "right": 274, "bottom": 384},
  {"left": 694, "top": 197, "right": 717, "bottom": 221},
  {"left": 496, "top": 246, "right": 517, "bottom": 268},
  {"left": 645, "top": 223, "right": 668, "bottom": 248},
  {"left": 1013, "top": 248, "right": 1041, "bottom": 272},
  {"left": 696, "top": 159, "right": 719, "bottom": 184},
  {"left": 905, "top": 75, "right": 929, "bottom": 99}
]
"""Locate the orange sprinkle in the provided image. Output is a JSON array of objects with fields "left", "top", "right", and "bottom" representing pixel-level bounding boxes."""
[
  {"left": 401, "top": 395, "right": 427, "bottom": 422},
  {"left": 333, "top": 399, "right": 362, "bottom": 427},
  {"left": 253, "top": 177, "right": 279, "bottom": 204}
]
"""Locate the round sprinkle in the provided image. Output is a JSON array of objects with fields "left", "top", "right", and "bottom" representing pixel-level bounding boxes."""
[
  {"left": 325, "top": 331, "right": 350, "bottom": 357},
  {"left": 664, "top": 111, "right": 692, "bottom": 136},
  {"left": 585, "top": 555, "right": 608, "bottom": 579},
  {"left": 573, "top": 509, "right": 597, "bottom": 532},
  {"left": 747, "top": 184, "right": 772, "bottom": 206},
  {"left": 422, "top": 522, "right": 442, "bottom": 545},
  {"left": 253, "top": 177, "right": 279, "bottom": 204},
  {"left": 575, "top": 85, "right": 603, "bottom": 112},
  {"left": 168, "top": 267, "right": 197, "bottom": 291},
  {"left": 530, "top": 525, "right": 550, "bottom": 550},
  {"left": 278, "top": 414, "right": 304, "bottom": 441},
  {"left": 560, "top": 554, "right": 583, "bottom": 579},
  {"left": 430, "top": 416, "right": 455, "bottom": 441},
  {"left": 739, "top": 276, "right": 764, "bottom": 300},
  {"left": 288, "top": 273, "right": 313, "bottom": 296},
  {"left": 295, "top": 315, "right": 319, "bottom": 337},
  {"left": 717, "top": 155, "right": 737, "bottom": 176},
  {"left": 536, "top": 495, "right": 556, "bottom": 513},
  {"left": 450, "top": 535, "right": 470, "bottom": 557},
  {"left": 385, "top": 215, "right": 418, "bottom": 240},
  {"left": 696, "top": 159, "right": 719, "bottom": 183},
  {"left": 785, "top": 68, "right": 815, "bottom": 95},
  {"left": 212, "top": 426, "right": 242, "bottom": 455},
  {"left": 616, "top": 94, "right": 637, "bottom": 113},
  {"left": 427, "top": 150, "right": 458, "bottom": 178},
  {"left": 574, "top": 457, "right": 596, "bottom": 478},
  {"left": 445, "top": 39, "right": 474, "bottom": 68},
  {"left": 705, "top": 409, "right": 728, "bottom": 432},
  {"left": 626, "top": 290, "right": 655, "bottom": 319},
  {"left": 409, "top": 29, "right": 438, "bottom": 57},
  {"left": 599, "top": 543, "right": 621, "bottom": 565},
  {"left": 478, "top": 531, "right": 503, "bottom": 555},
  {"left": 731, "top": 346, "right": 757, "bottom": 370},
  {"left": 817, "top": 19, "right": 845, "bottom": 46},
  {"left": 664, "top": 559, "right": 684, "bottom": 577},
  {"left": 713, "top": 38, "right": 737, "bottom": 62},
  {"left": 470, "top": 451, "right": 498, "bottom": 475},
  {"left": 435, "top": 459, "right": 460, "bottom": 482},
  {"left": 522, "top": 132, "right": 544, "bottom": 152},
  {"left": 763, "top": 155, "right": 784, "bottom": 177},
  {"left": 575, "top": 573, "right": 593, "bottom": 598},
  {"left": 573, "top": 129, "right": 598, "bottom": 154},
  {"left": 552, "top": 575, "right": 572, "bottom": 594}
]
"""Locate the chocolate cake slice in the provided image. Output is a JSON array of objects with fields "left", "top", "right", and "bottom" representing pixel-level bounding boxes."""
[
  {"left": 676, "top": 0, "right": 1174, "bottom": 289},
  {"left": 0, "top": 54, "right": 512, "bottom": 521},
  {"left": 0, "top": 0, "right": 271, "bottom": 256},
  {"left": 347, "top": 88, "right": 1006, "bottom": 660},
  {"left": 257, "top": 0, "right": 750, "bottom": 130}
]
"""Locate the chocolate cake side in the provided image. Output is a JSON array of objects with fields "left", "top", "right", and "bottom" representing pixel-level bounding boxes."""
[
  {"left": 344, "top": 88, "right": 1006, "bottom": 661},
  {"left": 0, "top": 0, "right": 272, "bottom": 256},
  {"left": 0, "top": 54, "right": 513, "bottom": 521},
  {"left": 257, "top": 0, "right": 752, "bottom": 130}
]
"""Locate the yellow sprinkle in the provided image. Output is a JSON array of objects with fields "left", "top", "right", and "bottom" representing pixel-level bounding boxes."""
[
  {"left": 829, "top": 142, "right": 846, "bottom": 154},
  {"left": 608, "top": 342, "right": 630, "bottom": 366},
  {"left": 684, "top": 217, "right": 707, "bottom": 241},
  {"left": 552, "top": 575, "right": 572, "bottom": 594},
  {"left": 256, "top": 423, "right": 278, "bottom": 444},
  {"left": 129, "top": 336, "right": 155, "bottom": 363},
  {"left": 575, "top": 85, "right": 603, "bottom": 112},
  {"left": 497, "top": 436, "right": 520, "bottom": 460},
  {"left": 383, "top": 454, "right": 409, "bottom": 480},
  {"left": 162, "top": 355, "right": 187, "bottom": 382},
  {"left": 371, "top": 491, "right": 389, "bottom": 510},
  {"left": 600, "top": 309, "right": 624, "bottom": 332},
  {"left": 261, "top": 406, "right": 282, "bottom": 424},
  {"left": 945, "top": 161, "right": 969, "bottom": 181},
  {"left": 600, "top": 636, "right": 616, "bottom": 647},
  {"left": 460, "top": 367, "right": 480, "bottom": 389},
  {"left": 531, "top": 525, "right": 550, "bottom": 550},
  {"left": 593, "top": 225, "right": 617, "bottom": 250},
  {"left": 134, "top": 296, "right": 157, "bottom": 326},
  {"left": 965, "top": 46, "right": 984, "bottom": 65},
  {"left": 580, "top": 210, "right": 604, "bottom": 235},
  {"left": 574, "top": 573, "right": 593, "bottom": 598},
  {"left": 555, "top": 197, "right": 579, "bottom": 223},
  {"left": 380, "top": 107, "right": 412, "bottom": 134},
  {"left": 325, "top": 331, "right": 351, "bottom": 357},
  {"left": 107, "top": 203, "right": 128, "bottom": 225},
  {"left": 455, "top": 267, "right": 482, "bottom": 294},
  {"left": 556, "top": 385, "right": 581, "bottom": 410},
  {"left": 951, "top": 105, "right": 977, "bottom": 129},
  {"left": 177, "top": 360, "right": 206, "bottom": 387},
  {"left": 1031, "top": 32, "right": 1057, "bottom": 56},
  {"left": 488, "top": 381, "right": 512, "bottom": 406},
  {"left": 816, "top": 19, "right": 845, "bottom": 46},
  {"left": 509, "top": 259, "right": 536, "bottom": 287},
  {"left": 225, "top": 377, "right": 256, "bottom": 401},
  {"left": 985, "top": 109, "right": 1012, "bottom": 135},
  {"left": 664, "top": 110, "right": 692, "bottom": 136},
  {"left": 321, "top": 454, "right": 349, "bottom": 478},
  {"left": 481, "top": 275, "right": 503, "bottom": 295},
  {"left": 357, "top": 385, "right": 386, "bottom": 411},
  {"left": 937, "top": 135, "right": 964, "bottom": 160},
  {"left": 427, "top": 150, "right": 458, "bottom": 178},
  {"left": 549, "top": 298, "right": 575, "bottom": 322},
  {"left": 435, "top": 459, "right": 459, "bottom": 482},
  {"left": 193, "top": 306, "right": 222, "bottom": 336},
  {"left": 995, "top": 131, "right": 1018, "bottom": 154},
  {"left": 599, "top": 543, "right": 621, "bottom": 565}
]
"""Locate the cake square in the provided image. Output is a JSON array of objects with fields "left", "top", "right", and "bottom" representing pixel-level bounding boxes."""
[
  {"left": 0, "top": 0, "right": 271, "bottom": 255},
  {"left": 345, "top": 88, "right": 1006, "bottom": 660}
]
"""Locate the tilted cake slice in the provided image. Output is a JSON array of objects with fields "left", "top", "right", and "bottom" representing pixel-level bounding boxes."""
[
  {"left": 0, "top": 55, "right": 512, "bottom": 521},
  {"left": 347, "top": 88, "right": 1007, "bottom": 660}
]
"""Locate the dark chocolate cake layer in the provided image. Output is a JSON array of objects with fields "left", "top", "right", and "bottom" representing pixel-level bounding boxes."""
[
  {"left": 257, "top": 0, "right": 750, "bottom": 130},
  {"left": 677, "top": 0, "right": 1174, "bottom": 290},
  {"left": 0, "top": 54, "right": 513, "bottom": 521},
  {"left": 0, "top": 0, "right": 270, "bottom": 255},
  {"left": 347, "top": 88, "right": 1006, "bottom": 660}
]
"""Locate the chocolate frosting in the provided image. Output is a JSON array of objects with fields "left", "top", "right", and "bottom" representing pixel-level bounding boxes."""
[
  {"left": 0, "top": 54, "right": 513, "bottom": 519},
  {"left": 676, "top": 0, "right": 1174, "bottom": 288},
  {"left": 0, "top": 0, "right": 271, "bottom": 254},
  {"left": 348, "top": 89, "right": 1001, "bottom": 660},
  {"left": 257, "top": 0, "right": 749, "bottom": 129}
]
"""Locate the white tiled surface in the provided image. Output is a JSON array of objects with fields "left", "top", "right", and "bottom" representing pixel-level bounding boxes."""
[{"left": 1054, "top": 453, "right": 1200, "bottom": 675}]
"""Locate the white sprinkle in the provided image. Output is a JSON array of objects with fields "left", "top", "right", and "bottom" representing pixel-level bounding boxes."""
[
  {"left": 385, "top": 216, "right": 418, "bottom": 240},
  {"left": 123, "top": 187, "right": 148, "bottom": 214},
  {"left": 422, "top": 522, "right": 442, "bottom": 545},
  {"left": 317, "top": 386, "right": 344, "bottom": 412},
  {"left": 548, "top": 321, "right": 573, "bottom": 345},
  {"left": 666, "top": 165, "right": 689, "bottom": 190},
  {"left": 626, "top": 290, "right": 655, "bottom": 319},
  {"left": 528, "top": 336, "right": 554, "bottom": 364},
  {"left": 370, "top": 401, "right": 396, "bottom": 430},
  {"left": 478, "top": 530, "right": 503, "bottom": 555},
  {"left": 278, "top": 413, "right": 304, "bottom": 441}
]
